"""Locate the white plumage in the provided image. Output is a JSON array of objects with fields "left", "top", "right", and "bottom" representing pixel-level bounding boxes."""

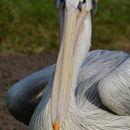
[
  {"left": 7, "top": 50, "right": 130, "bottom": 129},
  {"left": 27, "top": 50, "right": 130, "bottom": 130}
]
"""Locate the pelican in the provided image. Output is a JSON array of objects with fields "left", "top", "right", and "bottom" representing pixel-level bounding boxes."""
[{"left": 6, "top": 0, "right": 130, "bottom": 129}]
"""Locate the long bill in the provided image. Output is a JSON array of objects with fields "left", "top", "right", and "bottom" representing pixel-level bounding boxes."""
[{"left": 51, "top": 6, "right": 88, "bottom": 130}]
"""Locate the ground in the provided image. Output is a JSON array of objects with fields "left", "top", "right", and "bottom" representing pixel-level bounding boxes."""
[{"left": 0, "top": 51, "right": 57, "bottom": 130}]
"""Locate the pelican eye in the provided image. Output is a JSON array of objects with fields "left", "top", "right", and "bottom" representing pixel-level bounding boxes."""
[
  {"left": 77, "top": 0, "right": 86, "bottom": 11},
  {"left": 77, "top": 1, "right": 82, "bottom": 11},
  {"left": 82, "top": 0, "right": 86, "bottom": 4}
]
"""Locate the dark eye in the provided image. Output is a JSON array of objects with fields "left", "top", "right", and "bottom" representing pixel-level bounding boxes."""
[
  {"left": 77, "top": 1, "right": 82, "bottom": 11},
  {"left": 82, "top": 0, "right": 86, "bottom": 4},
  {"left": 77, "top": 0, "right": 86, "bottom": 12}
]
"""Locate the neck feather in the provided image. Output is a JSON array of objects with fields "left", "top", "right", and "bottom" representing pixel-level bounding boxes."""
[{"left": 71, "top": 13, "right": 92, "bottom": 95}]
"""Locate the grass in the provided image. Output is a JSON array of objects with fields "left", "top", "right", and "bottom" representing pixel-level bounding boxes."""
[
  {"left": 0, "top": 0, "right": 130, "bottom": 54},
  {"left": 92, "top": 0, "right": 130, "bottom": 51}
]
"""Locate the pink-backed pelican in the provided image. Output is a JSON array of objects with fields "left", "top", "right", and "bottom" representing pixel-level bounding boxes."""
[{"left": 6, "top": 0, "right": 130, "bottom": 129}]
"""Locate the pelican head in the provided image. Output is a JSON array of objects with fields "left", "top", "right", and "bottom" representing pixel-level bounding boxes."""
[{"left": 51, "top": 0, "right": 97, "bottom": 129}]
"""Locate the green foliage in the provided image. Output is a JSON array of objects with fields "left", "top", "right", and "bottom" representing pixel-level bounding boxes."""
[{"left": 0, "top": 0, "right": 130, "bottom": 54}]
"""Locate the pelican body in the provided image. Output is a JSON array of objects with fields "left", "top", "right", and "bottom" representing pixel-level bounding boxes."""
[{"left": 6, "top": 0, "right": 130, "bottom": 129}]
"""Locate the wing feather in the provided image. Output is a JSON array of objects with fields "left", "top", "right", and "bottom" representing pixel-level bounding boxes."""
[{"left": 98, "top": 56, "right": 130, "bottom": 115}]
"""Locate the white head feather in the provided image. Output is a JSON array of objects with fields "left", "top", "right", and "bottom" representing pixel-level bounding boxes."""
[{"left": 56, "top": 0, "right": 97, "bottom": 11}]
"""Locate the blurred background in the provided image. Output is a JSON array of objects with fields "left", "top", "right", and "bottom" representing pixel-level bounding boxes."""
[{"left": 0, "top": 0, "right": 130, "bottom": 130}]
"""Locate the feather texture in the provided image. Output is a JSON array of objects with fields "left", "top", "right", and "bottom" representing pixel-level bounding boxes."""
[{"left": 27, "top": 50, "right": 130, "bottom": 130}]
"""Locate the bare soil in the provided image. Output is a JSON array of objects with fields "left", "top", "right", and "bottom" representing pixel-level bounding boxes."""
[{"left": 0, "top": 51, "right": 57, "bottom": 130}]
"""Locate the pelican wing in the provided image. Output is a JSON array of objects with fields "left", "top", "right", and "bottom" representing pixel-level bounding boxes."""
[
  {"left": 98, "top": 55, "right": 130, "bottom": 116},
  {"left": 6, "top": 65, "right": 55, "bottom": 125},
  {"left": 74, "top": 50, "right": 130, "bottom": 129},
  {"left": 76, "top": 50, "right": 129, "bottom": 111}
]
